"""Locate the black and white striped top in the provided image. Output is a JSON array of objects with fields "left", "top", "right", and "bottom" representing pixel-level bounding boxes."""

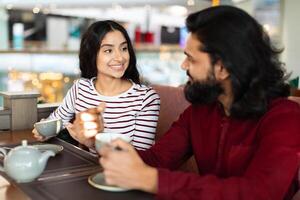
[{"left": 49, "top": 78, "right": 160, "bottom": 150}]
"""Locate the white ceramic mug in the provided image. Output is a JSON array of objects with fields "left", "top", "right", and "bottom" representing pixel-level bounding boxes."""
[{"left": 95, "top": 133, "right": 132, "bottom": 151}]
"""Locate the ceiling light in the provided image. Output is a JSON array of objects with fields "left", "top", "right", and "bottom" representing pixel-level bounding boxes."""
[
  {"left": 187, "top": 0, "right": 195, "bottom": 6},
  {"left": 165, "top": 5, "right": 188, "bottom": 17},
  {"left": 33, "top": 7, "right": 40, "bottom": 14},
  {"left": 263, "top": 24, "right": 271, "bottom": 32},
  {"left": 6, "top": 4, "right": 13, "bottom": 10}
]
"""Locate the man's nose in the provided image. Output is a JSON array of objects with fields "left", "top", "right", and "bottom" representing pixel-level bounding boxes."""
[{"left": 181, "top": 59, "right": 188, "bottom": 70}]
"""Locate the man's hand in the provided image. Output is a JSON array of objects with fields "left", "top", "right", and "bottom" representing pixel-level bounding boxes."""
[
  {"left": 99, "top": 139, "right": 158, "bottom": 193},
  {"left": 67, "top": 103, "right": 105, "bottom": 147}
]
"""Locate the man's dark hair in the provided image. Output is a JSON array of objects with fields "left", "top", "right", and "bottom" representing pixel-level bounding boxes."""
[
  {"left": 186, "top": 6, "right": 290, "bottom": 118},
  {"left": 79, "top": 20, "right": 140, "bottom": 84}
]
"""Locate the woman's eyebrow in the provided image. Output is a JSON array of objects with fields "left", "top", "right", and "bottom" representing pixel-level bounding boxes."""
[
  {"left": 100, "top": 41, "right": 127, "bottom": 48},
  {"left": 100, "top": 44, "right": 113, "bottom": 48},
  {"left": 120, "top": 41, "right": 127, "bottom": 46}
]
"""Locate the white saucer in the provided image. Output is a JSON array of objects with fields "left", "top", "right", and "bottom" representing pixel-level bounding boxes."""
[
  {"left": 88, "top": 172, "right": 129, "bottom": 192},
  {"left": 32, "top": 144, "right": 64, "bottom": 154}
]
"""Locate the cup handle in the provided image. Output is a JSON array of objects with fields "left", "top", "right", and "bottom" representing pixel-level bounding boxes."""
[{"left": 0, "top": 148, "right": 7, "bottom": 172}]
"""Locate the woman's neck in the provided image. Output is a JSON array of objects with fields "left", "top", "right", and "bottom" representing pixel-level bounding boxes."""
[{"left": 94, "top": 76, "right": 132, "bottom": 96}]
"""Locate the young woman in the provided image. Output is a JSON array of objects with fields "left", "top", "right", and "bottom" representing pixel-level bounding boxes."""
[{"left": 33, "top": 20, "right": 160, "bottom": 150}]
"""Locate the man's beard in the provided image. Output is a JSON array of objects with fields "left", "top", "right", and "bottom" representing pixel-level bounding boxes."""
[{"left": 184, "top": 73, "right": 223, "bottom": 105}]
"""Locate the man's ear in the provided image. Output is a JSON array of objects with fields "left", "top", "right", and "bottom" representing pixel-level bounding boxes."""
[{"left": 214, "top": 61, "right": 230, "bottom": 81}]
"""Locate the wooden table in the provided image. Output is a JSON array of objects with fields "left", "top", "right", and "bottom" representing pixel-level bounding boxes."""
[
  {"left": 0, "top": 129, "right": 35, "bottom": 146},
  {"left": 0, "top": 130, "right": 153, "bottom": 200}
]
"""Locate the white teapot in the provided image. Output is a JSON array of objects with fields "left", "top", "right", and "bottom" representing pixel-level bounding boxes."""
[{"left": 0, "top": 140, "right": 55, "bottom": 183}]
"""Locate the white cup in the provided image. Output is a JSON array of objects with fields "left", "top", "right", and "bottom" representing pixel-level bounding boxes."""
[
  {"left": 95, "top": 133, "right": 132, "bottom": 151},
  {"left": 34, "top": 118, "right": 62, "bottom": 138}
]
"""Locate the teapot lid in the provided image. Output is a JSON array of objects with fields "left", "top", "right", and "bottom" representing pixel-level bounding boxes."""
[
  {"left": 13, "top": 140, "right": 38, "bottom": 153},
  {"left": 22, "top": 140, "right": 28, "bottom": 146}
]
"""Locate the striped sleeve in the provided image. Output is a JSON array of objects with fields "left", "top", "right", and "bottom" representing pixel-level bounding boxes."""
[
  {"left": 48, "top": 80, "right": 78, "bottom": 126},
  {"left": 132, "top": 87, "right": 160, "bottom": 150}
]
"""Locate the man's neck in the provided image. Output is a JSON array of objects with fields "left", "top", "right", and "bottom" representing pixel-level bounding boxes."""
[
  {"left": 218, "top": 94, "right": 233, "bottom": 116},
  {"left": 218, "top": 81, "right": 233, "bottom": 116}
]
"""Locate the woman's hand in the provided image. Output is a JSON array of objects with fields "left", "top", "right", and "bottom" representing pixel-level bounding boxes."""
[
  {"left": 99, "top": 139, "right": 158, "bottom": 193},
  {"left": 32, "top": 118, "right": 47, "bottom": 141},
  {"left": 67, "top": 103, "right": 105, "bottom": 148},
  {"left": 32, "top": 128, "right": 47, "bottom": 141}
]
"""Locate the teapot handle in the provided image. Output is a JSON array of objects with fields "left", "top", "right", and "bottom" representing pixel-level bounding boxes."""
[{"left": 0, "top": 148, "right": 7, "bottom": 172}]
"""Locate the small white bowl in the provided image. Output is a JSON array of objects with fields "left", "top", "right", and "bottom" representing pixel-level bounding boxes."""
[{"left": 34, "top": 118, "right": 62, "bottom": 138}]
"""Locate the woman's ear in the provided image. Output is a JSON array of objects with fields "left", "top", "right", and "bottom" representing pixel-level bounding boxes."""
[{"left": 214, "top": 61, "right": 230, "bottom": 81}]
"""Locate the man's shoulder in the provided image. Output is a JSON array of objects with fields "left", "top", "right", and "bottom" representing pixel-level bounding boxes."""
[
  {"left": 268, "top": 97, "right": 300, "bottom": 113},
  {"left": 259, "top": 97, "right": 300, "bottom": 123}
]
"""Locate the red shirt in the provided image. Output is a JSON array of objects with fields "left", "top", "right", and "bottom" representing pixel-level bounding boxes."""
[{"left": 139, "top": 98, "right": 300, "bottom": 200}]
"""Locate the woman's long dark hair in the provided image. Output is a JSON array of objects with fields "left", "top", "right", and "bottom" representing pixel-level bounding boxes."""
[
  {"left": 186, "top": 6, "right": 290, "bottom": 118},
  {"left": 79, "top": 20, "right": 140, "bottom": 84}
]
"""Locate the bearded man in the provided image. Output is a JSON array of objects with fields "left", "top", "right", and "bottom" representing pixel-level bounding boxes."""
[{"left": 68, "top": 6, "right": 300, "bottom": 200}]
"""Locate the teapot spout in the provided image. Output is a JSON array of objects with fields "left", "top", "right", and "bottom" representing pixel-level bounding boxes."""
[{"left": 38, "top": 150, "right": 55, "bottom": 170}]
